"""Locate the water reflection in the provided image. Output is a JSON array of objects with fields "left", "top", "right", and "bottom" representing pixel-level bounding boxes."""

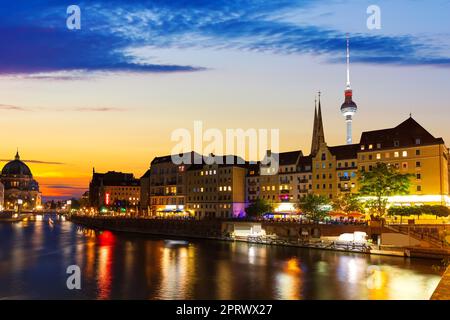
[{"left": 0, "top": 216, "right": 443, "bottom": 300}]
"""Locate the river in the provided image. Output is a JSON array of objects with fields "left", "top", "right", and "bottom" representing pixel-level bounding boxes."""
[{"left": 0, "top": 214, "right": 443, "bottom": 299}]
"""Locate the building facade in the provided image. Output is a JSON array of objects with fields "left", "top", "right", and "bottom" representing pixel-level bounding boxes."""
[
  {"left": 246, "top": 151, "right": 313, "bottom": 215},
  {"left": 0, "top": 181, "right": 4, "bottom": 211},
  {"left": 0, "top": 152, "right": 41, "bottom": 211},
  {"left": 89, "top": 170, "right": 140, "bottom": 212},
  {"left": 140, "top": 152, "right": 198, "bottom": 216},
  {"left": 186, "top": 155, "right": 247, "bottom": 219}
]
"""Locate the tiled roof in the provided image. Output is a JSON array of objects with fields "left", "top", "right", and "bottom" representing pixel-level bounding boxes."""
[
  {"left": 328, "top": 144, "right": 359, "bottom": 160},
  {"left": 140, "top": 169, "right": 151, "bottom": 179},
  {"left": 186, "top": 155, "right": 248, "bottom": 171},
  {"left": 278, "top": 150, "right": 303, "bottom": 166},
  {"left": 359, "top": 117, "right": 444, "bottom": 149},
  {"left": 150, "top": 151, "right": 201, "bottom": 165},
  {"left": 91, "top": 171, "right": 139, "bottom": 187}
]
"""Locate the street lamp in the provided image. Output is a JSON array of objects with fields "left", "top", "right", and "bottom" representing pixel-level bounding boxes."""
[{"left": 17, "top": 199, "right": 23, "bottom": 215}]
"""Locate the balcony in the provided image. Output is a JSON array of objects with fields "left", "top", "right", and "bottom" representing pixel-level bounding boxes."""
[
  {"left": 280, "top": 189, "right": 290, "bottom": 194},
  {"left": 299, "top": 179, "right": 309, "bottom": 183},
  {"left": 339, "top": 176, "right": 351, "bottom": 181},
  {"left": 339, "top": 187, "right": 351, "bottom": 192},
  {"left": 299, "top": 189, "right": 309, "bottom": 193}
]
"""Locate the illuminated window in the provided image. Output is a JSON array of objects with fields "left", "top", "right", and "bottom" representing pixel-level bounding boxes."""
[
  {"left": 271, "top": 186, "right": 275, "bottom": 191},
  {"left": 213, "top": 170, "right": 217, "bottom": 174},
  {"left": 376, "top": 153, "right": 381, "bottom": 160},
  {"left": 394, "top": 152, "right": 399, "bottom": 158},
  {"left": 219, "top": 186, "right": 222, "bottom": 191},
  {"left": 369, "top": 144, "right": 373, "bottom": 150},
  {"left": 200, "top": 187, "right": 204, "bottom": 192},
  {"left": 228, "top": 186, "right": 232, "bottom": 191},
  {"left": 385, "top": 152, "right": 390, "bottom": 158},
  {"left": 361, "top": 145, "right": 365, "bottom": 150},
  {"left": 402, "top": 151, "right": 408, "bottom": 157},
  {"left": 200, "top": 171, "right": 204, "bottom": 176},
  {"left": 262, "top": 186, "right": 266, "bottom": 191}
]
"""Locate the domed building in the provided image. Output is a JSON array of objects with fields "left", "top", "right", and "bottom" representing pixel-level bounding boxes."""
[{"left": 0, "top": 151, "right": 41, "bottom": 211}]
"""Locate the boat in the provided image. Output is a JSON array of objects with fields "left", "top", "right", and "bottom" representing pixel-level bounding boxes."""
[{"left": 164, "top": 239, "right": 189, "bottom": 246}]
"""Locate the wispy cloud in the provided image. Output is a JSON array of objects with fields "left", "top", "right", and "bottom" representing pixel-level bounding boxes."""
[
  {"left": 0, "top": 159, "right": 65, "bottom": 165},
  {"left": 0, "top": 104, "right": 28, "bottom": 111},
  {"left": 74, "top": 107, "right": 126, "bottom": 112},
  {"left": 0, "top": 103, "right": 127, "bottom": 112},
  {"left": 40, "top": 184, "right": 86, "bottom": 190}
]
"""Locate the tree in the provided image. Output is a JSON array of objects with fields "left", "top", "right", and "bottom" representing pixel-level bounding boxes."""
[
  {"left": 387, "top": 206, "right": 421, "bottom": 224},
  {"left": 420, "top": 205, "right": 450, "bottom": 219},
  {"left": 332, "top": 193, "right": 363, "bottom": 215},
  {"left": 358, "top": 163, "right": 412, "bottom": 219},
  {"left": 297, "top": 194, "right": 330, "bottom": 222},
  {"left": 387, "top": 205, "right": 450, "bottom": 222},
  {"left": 245, "top": 198, "right": 273, "bottom": 218},
  {"left": 69, "top": 198, "right": 81, "bottom": 210}
]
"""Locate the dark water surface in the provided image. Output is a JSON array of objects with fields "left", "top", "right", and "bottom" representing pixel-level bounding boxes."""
[{"left": 0, "top": 214, "right": 442, "bottom": 299}]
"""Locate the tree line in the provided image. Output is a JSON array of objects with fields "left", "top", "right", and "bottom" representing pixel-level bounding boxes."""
[{"left": 246, "top": 163, "right": 450, "bottom": 222}]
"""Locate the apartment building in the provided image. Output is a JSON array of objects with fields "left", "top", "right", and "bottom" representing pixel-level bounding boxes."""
[{"left": 186, "top": 155, "right": 247, "bottom": 219}]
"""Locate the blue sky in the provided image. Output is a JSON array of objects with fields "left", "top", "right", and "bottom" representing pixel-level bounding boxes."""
[
  {"left": 0, "top": 0, "right": 450, "bottom": 75},
  {"left": 0, "top": 0, "right": 450, "bottom": 199}
]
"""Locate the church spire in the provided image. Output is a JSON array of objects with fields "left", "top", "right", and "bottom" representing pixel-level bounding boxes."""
[
  {"left": 310, "top": 92, "right": 326, "bottom": 156},
  {"left": 15, "top": 149, "right": 20, "bottom": 160}
]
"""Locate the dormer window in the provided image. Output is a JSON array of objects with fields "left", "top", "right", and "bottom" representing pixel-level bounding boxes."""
[
  {"left": 360, "top": 145, "right": 365, "bottom": 151},
  {"left": 377, "top": 143, "right": 381, "bottom": 149},
  {"left": 415, "top": 138, "right": 421, "bottom": 145},
  {"left": 394, "top": 140, "right": 400, "bottom": 147},
  {"left": 369, "top": 144, "right": 373, "bottom": 150}
]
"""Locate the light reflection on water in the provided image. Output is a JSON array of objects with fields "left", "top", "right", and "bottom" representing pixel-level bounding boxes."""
[{"left": 0, "top": 215, "right": 443, "bottom": 300}]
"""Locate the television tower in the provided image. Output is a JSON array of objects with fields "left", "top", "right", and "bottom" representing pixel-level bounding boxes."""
[{"left": 340, "top": 34, "right": 357, "bottom": 144}]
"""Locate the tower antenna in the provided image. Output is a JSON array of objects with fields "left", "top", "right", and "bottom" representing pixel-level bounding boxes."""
[
  {"left": 340, "top": 34, "right": 357, "bottom": 145},
  {"left": 346, "top": 33, "right": 351, "bottom": 90}
]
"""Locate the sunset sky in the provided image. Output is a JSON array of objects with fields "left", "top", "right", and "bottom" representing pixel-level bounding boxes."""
[{"left": 1, "top": 0, "right": 450, "bottom": 200}]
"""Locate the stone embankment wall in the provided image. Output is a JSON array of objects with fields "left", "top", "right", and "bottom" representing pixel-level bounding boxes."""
[
  {"left": 431, "top": 265, "right": 450, "bottom": 300},
  {"left": 71, "top": 216, "right": 375, "bottom": 241},
  {"left": 262, "top": 221, "right": 373, "bottom": 240},
  {"left": 71, "top": 216, "right": 223, "bottom": 238}
]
